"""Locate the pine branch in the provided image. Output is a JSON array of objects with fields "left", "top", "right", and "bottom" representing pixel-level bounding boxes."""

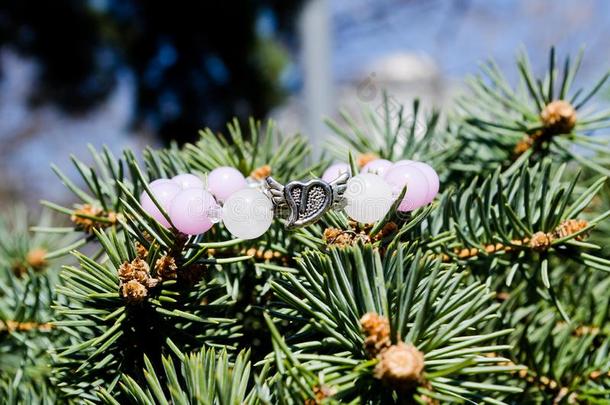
[
  {"left": 99, "top": 342, "right": 256, "bottom": 405},
  {"left": 0, "top": 208, "right": 71, "bottom": 403},
  {"left": 262, "top": 244, "right": 522, "bottom": 403},
  {"left": 456, "top": 48, "right": 610, "bottom": 177},
  {"left": 16, "top": 46, "right": 610, "bottom": 404},
  {"left": 51, "top": 226, "right": 244, "bottom": 400},
  {"left": 494, "top": 272, "right": 610, "bottom": 402},
  {"left": 325, "top": 96, "right": 458, "bottom": 169},
  {"left": 404, "top": 161, "right": 610, "bottom": 294}
]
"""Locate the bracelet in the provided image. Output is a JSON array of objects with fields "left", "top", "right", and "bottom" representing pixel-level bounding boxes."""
[{"left": 139, "top": 158, "right": 439, "bottom": 240}]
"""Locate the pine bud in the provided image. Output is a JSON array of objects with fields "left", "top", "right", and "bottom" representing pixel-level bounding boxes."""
[
  {"left": 121, "top": 280, "right": 148, "bottom": 303},
  {"left": 357, "top": 153, "right": 378, "bottom": 168},
  {"left": 118, "top": 258, "right": 159, "bottom": 302},
  {"left": 71, "top": 204, "right": 118, "bottom": 233},
  {"left": 372, "top": 222, "right": 398, "bottom": 241},
  {"left": 118, "top": 261, "right": 136, "bottom": 282},
  {"left": 250, "top": 164, "right": 272, "bottom": 180},
  {"left": 26, "top": 248, "right": 48, "bottom": 271},
  {"left": 373, "top": 342, "right": 424, "bottom": 388},
  {"left": 131, "top": 257, "right": 150, "bottom": 274},
  {"left": 540, "top": 100, "right": 577, "bottom": 135},
  {"left": 135, "top": 242, "right": 148, "bottom": 258},
  {"left": 554, "top": 219, "right": 589, "bottom": 240},
  {"left": 11, "top": 262, "right": 27, "bottom": 278},
  {"left": 513, "top": 135, "right": 534, "bottom": 156},
  {"left": 360, "top": 312, "right": 391, "bottom": 358},
  {"left": 155, "top": 255, "right": 178, "bottom": 280},
  {"left": 323, "top": 227, "right": 373, "bottom": 247},
  {"left": 530, "top": 231, "right": 553, "bottom": 251}
]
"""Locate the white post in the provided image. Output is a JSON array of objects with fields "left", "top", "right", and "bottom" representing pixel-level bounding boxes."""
[{"left": 300, "top": 0, "right": 332, "bottom": 157}]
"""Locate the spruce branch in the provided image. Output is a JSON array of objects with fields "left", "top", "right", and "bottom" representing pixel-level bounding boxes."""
[
  {"left": 263, "top": 244, "right": 522, "bottom": 403},
  {"left": 51, "top": 225, "right": 243, "bottom": 400},
  {"left": 99, "top": 343, "right": 256, "bottom": 405},
  {"left": 325, "top": 96, "right": 457, "bottom": 168},
  {"left": 495, "top": 272, "right": 610, "bottom": 402},
  {"left": 457, "top": 47, "right": 610, "bottom": 177},
  {"left": 0, "top": 208, "right": 71, "bottom": 403},
  {"left": 13, "top": 45, "right": 610, "bottom": 404},
  {"left": 402, "top": 161, "right": 610, "bottom": 294},
  {"left": 183, "top": 118, "right": 324, "bottom": 183}
]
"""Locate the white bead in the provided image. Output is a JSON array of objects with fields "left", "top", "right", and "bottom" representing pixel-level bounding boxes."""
[
  {"left": 222, "top": 188, "right": 274, "bottom": 239},
  {"left": 344, "top": 173, "right": 394, "bottom": 224}
]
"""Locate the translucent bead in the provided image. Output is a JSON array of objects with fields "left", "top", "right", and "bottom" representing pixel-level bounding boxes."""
[
  {"left": 171, "top": 173, "right": 205, "bottom": 189},
  {"left": 140, "top": 179, "right": 181, "bottom": 227},
  {"left": 322, "top": 163, "right": 351, "bottom": 183},
  {"left": 361, "top": 158, "right": 392, "bottom": 176},
  {"left": 384, "top": 164, "right": 430, "bottom": 212},
  {"left": 222, "top": 188, "right": 274, "bottom": 239},
  {"left": 343, "top": 173, "right": 393, "bottom": 223},
  {"left": 392, "top": 161, "right": 439, "bottom": 203},
  {"left": 208, "top": 167, "right": 248, "bottom": 202},
  {"left": 410, "top": 162, "right": 439, "bottom": 203},
  {"left": 169, "top": 188, "right": 218, "bottom": 235}
]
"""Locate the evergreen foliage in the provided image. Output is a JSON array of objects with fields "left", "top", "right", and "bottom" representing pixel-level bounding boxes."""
[{"left": 1, "top": 48, "right": 610, "bottom": 403}]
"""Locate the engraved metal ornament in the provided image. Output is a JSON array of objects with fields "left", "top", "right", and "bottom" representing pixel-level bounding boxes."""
[{"left": 265, "top": 172, "right": 349, "bottom": 229}]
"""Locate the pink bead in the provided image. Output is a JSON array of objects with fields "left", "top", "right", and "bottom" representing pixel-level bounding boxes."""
[
  {"left": 172, "top": 173, "right": 205, "bottom": 189},
  {"left": 322, "top": 163, "right": 351, "bottom": 182},
  {"left": 140, "top": 179, "right": 181, "bottom": 227},
  {"left": 208, "top": 167, "right": 247, "bottom": 202},
  {"left": 384, "top": 164, "right": 430, "bottom": 212},
  {"left": 410, "top": 162, "right": 439, "bottom": 203},
  {"left": 362, "top": 159, "right": 392, "bottom": 176},
  {"left": 169, "top": 188, "right": 218, "bottom": 235}
]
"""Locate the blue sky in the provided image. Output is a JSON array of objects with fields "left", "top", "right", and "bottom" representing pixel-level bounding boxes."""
[{"left": 330, "top": 0, "right": 610, "bottom": 84}]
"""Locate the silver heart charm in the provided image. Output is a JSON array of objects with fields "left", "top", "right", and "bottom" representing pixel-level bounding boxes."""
[
  {"left": 284, "top": 179, "right": 332, "bottom": 227},
  {"left": 265, "top": 172, "right": 349, "bottom": 229}
]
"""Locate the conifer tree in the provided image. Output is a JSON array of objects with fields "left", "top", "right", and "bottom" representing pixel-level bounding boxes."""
[{"left": 1, "top": 47, "right": 610, "bottom": 404}]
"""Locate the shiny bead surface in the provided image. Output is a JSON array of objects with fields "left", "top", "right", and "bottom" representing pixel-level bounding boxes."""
[
  {"left": 362, "top": 158, "right": 392, "bottom": 177},
  {"left": 222, "top": 188, "right": 274, "bottom": 239},
  {"left": 171, "top": 173, "right": 205, "bottom": 189},
  {"left": 344, "top": 173, "right": 393, "bottom": 223},
  {"left": 322, "top": 162, "right": 351, "bottom": 183},
  {"left": 169, "top": 188, "right": 218, "bottom": 235},
  {"left": 208, "top": 167, "right": 248, "bottom": 202},
  {"left": 384, "top": 164, "right": 430, "bottom": 212},
  {"left": 140, "top": 179, "right": 181, "bottom": 227}
]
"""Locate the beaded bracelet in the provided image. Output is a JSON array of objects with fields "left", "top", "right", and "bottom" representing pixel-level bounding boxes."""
[{"left": 140, "top": 159, "right": 439, "bottom": 240}]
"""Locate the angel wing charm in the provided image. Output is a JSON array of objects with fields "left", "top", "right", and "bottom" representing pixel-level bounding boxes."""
[
  {"left": 264, "top": 176, "right": 287, "bottom": 209},
  {"left": 329, "top": 171, "right": 349, "bottom": 209},
  {"left": 264, "top": 173, "right": 350, "bottom": 229}
]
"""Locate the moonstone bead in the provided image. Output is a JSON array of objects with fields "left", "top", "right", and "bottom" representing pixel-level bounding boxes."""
[
  {"left": 361, "top": 159, "right": 392, "bottom": 177},
  {"left": 222, "top": 188, "right": 274, "bottom": 239},
  {"left": 344, "top": 173, "right": 393, "bottom": 223},
  {"left": 392, "top": 160, "right": 439, "bottom": 203},
  {"left": 208, "top": 167, "right": 248, "bottom": 202},
  {"left": 322, "top": 163, "right": 351, "bottom": 183},
  {"left": 410, "top": 162, "right": 439, "bottom": 203},
  {"left": 384, "top": 164, "right": 430, "bottom": 212},
  {"left": 168, "top": 188, "right": 219, "bottom": 235},
  {"left": 140, "top": 179, "right": 181, "bottom": 227},
  {"left": 171, "top": 173, "right": 205, "bottom": 189}
]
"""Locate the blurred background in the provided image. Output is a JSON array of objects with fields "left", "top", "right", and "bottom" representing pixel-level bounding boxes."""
[{"left": 1, "top": 0, "right": 609, "bottom": 208}]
